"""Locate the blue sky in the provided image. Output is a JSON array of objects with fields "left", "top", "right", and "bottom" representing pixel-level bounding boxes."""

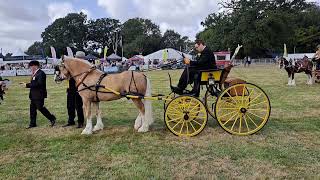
[{"left": 0, "top": 0, "right": 319, "bottom": 54}]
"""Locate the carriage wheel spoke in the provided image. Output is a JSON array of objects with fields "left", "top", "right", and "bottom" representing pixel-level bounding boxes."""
[
  {"left": 167, "top": 117, "right": 182, "bottom": 123},
  {"left": 219, "top": 107, "right": 239, "bottom": 110},
  {"left": 180, "top": 121, "right": 185, "bottom": 134},
  {"left": 218, "top": 109, "right": 238, "bottom": 119},
  {"left": 189, "top": 103, "right": 200, "bottom": 113},
  {"left": 192, "top": 119, "right": 203, "bottom": 126},
  {"left": 245, "top": 89, "right": 255, "bottom": 104},
  {"left": 244, "top": 115, "right": 250, "bottom": 132},
  {"left": 247, "top": 111, "right": 265, "bottom": 120},
  {"left": 248, "top": 100, "right": 267, "bottom": 108},
  {"left": 167, "top": 107, "right": 183, "bottom": 115},
  {"left": 233, "top": 86, "right": 241, "bottom": 104},
  {"left": 239, "top": 115, "right": 242, "bottom": 133},
  {"left": 186, "top": 122, "right": 189, "bottom": 134},
  {"left": 223, "top": 111, "right": 238, "bottom": 126},
  {"left": 248, "top": 93, "right": 263, "bottom": 106},
  {"left": 226, "top": 91, "right": 239, "bottom": 104},
  {"left": 190, "top": 121, "right": 197, "bottom": 132},
  {"left": 231, "top": 114, "right": 239, "bottom": 131},
  {"left": 172, "top": 120, "right": 183, "bottom": 129},
  {"left": 241, "top": 85, "right": 246, "bottom": 105},
  {"left": 246, "top": 114, "right": 258, "bottom": 128},
  {"left": 189, "top": 116, "right": 206, "bottom": 119},
  {"left": 248, "top": 108, "right": 267, "bottom": 112}
]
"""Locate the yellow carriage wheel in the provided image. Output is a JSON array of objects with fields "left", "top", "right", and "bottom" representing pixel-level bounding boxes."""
[
  {"left": 204, "top": 90, "right": 218, "bottom": 118},
  {"left": 214, "top": 83, "right": 271, "bottom": 135},
  {"left": 165, "top": 96, "right": 208, "bottom": 137}
]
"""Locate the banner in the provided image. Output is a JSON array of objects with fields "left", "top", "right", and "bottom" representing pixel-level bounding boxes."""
[
  {"left": 17, "top": 69, "right": 32, "bottom": 76},
  {"left": 67, "top": 47, "right": 74, "bottom": 57},
  {"left": 283, "top": 44, "right": 288, "bottom": 57},
  {"left": 163, "top": 49, "right": 168, "bottom": 63},
  {"left": 42, "top": 69, "right": 55, "bottom": 75},
  {"left": 0, "top": 70, "right": 16, "bottom": 77},
  {"left": 103, "top": 46, "right": 108, "bottom": 60},
  {"left": 50, "top": 46, "right": 57, "bottom": 59}
]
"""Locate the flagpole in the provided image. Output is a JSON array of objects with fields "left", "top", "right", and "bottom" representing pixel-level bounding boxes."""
[{"left": 121, "top": 36, "right": 124, "bottom": 61}]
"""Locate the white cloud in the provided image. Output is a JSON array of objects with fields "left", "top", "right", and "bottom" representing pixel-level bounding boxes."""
[
  {"left": 0, "top": 0, "right": 50, "bottom": 54},
  {"left": 48, "top": 2, "right": 75, "bottom": 22},
  {"left": 96, "top": 0, "right": 219, "bottom": 39}
]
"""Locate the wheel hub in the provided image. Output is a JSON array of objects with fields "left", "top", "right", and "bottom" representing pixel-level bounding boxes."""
[
  {"left": 184, "top": 114, "right": 189, "bottom": 120},
  {"left": 240, "top": 107, "right": 247, "bottom": 113}
]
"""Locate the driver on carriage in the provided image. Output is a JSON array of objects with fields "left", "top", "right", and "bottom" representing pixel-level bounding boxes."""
[{"left": 171, "top": 39, "right": 216, "bottom": 97}]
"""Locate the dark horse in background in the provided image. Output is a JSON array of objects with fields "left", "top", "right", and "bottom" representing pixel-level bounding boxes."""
[
  {"left": 279, "top": 56, "right": 313, "bottom": 86},
  {"left": 0, "top": 77, "right": 10, "bottom": 104}
]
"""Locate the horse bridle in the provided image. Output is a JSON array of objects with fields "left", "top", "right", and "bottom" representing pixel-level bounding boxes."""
[{"left": 55, "top": 60, "right": 96, "bottom": 88}]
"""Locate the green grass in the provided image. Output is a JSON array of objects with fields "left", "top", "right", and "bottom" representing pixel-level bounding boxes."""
[{"left": 0, "top": 65, "right": 320, "bottom": 179}]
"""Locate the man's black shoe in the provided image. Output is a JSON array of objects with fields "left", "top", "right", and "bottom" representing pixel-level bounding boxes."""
[
  {"left": 77, "top": 123, "right": 84, "bottom": 128},
  {"left": 62, "top": 122, "right": 75, "bottom": 127},
  {"left": 26, "top": 125, "right": 36, "bottom": 129},
  {"left": 50, "top": 116, "right": 56, "bottom": 127}
]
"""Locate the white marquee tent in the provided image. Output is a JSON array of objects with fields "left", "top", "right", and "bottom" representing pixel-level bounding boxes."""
[{"left": 144, "top": 48, "right": 192, "bottom": 64}]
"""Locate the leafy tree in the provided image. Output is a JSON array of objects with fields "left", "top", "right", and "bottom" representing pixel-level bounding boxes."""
[
  {"left": 26, "top": 41, "right": 44, "bottom": 55},
  {"left": 122, "top": 18, "right": 162, "bottom": 57},
  {"left": 41, "top": 13, "right": 88, "bottom": 58},
  {"left": 198, "top": 0, "right": 320, "bottom": 57},
  {"left": 160, "top": 30, "right": 191, "bottom": 52},
  {"left": 86, "top": 18, "right": 121, "bottom": 55}
]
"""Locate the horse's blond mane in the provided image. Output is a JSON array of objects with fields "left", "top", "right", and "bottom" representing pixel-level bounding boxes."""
[{"left": 64, "top": 56, "right": 92, "bottom": 66}]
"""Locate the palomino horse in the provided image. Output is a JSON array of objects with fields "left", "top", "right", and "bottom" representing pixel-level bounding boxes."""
[
  {"left": 54, "top": 57, "right": 153, "bottom": 135},
  {"left": 279, "top": 56, "right": 313, "bottom": 86}
]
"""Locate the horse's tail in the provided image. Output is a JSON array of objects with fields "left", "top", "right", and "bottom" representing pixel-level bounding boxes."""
[{"left": 144, "top": 77, "right": 154, "bottom": 126}]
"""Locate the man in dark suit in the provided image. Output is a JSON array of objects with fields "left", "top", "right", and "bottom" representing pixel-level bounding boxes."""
[
  {"left": 171, "top": 39, "right": 216, "bottom": 96},
  {"left": 22, "top": 60, "right": 56, "bottom": 129},
  {"left": 62, "top": 51, "right": 84, "bottom": 128}
]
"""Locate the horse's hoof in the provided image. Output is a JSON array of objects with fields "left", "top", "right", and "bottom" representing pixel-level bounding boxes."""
[
  {"left": 134, "top": 124, "right": 142, "bottom": 130},
  {"left": 81, "top": 129, "right": 93, "bottom": 135},
  {"left": 138, "top": 127, "right": 149, "bottom": 133},
  {"left": 93, "top": 126, "right": 103, "bottom": 132}
]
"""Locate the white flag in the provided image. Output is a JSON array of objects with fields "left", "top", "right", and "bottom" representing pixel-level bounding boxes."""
[
  {"left": 67, "top": 47, "right": 74, "bottom": 57},
  {"left": 50, "top": 46, "right": 57, "bottom": 59}
]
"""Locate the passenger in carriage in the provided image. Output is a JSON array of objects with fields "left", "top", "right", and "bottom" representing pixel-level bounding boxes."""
[{"left": 171, "top": 39, "right": 216, "bottom": 97}]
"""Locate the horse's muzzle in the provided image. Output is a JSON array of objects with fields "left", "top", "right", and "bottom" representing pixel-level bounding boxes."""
[{"left": 54, "top": 74, "right": 65, "bottom": 84}]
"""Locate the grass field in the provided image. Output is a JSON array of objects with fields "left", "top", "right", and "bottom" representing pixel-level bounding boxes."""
[{"left": 0, "top": 65, "right": 320, "bottom": 179}]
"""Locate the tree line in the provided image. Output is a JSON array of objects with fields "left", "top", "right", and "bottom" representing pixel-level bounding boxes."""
[
  {"left": 25, "top": 0, "right": 320, "bottom": 58},
  {"left": 198, "top": 0, "right": 320, "bottom": 57},
  {"left": 26, "top": 13, "right": 192, "bottom": 58}
]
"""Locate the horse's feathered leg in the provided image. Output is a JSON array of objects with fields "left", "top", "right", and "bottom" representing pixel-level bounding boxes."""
[
  {"left": 134, "top": 112, "right": 142, "bottom": 130},
  {"left": 291, "top": 72, "right": 296, "bottom": 86},
  {"left": 81, "top": 100, "right": 93, "bottom": 135},
  {"left": 287, "top": 71, "right": 292, "bottom": 86},
  {"left": 93, "top": 102, "right": 104, "bottom": 132},
  {"left": 132, "top": 99, "right": 148, "bottom": 132},
  {"left": 144, "top": 78, "right": 153, "bottom": 126},
  {"left": 132, "top": 78, "right": 153, "bottom": 132}
]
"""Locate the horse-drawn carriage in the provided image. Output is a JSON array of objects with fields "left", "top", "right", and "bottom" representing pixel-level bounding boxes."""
[
  {"left": 163, "top": 66, "right": 271, "bottom": 136},
  {"left": 54, "top": 45, "right": 271, "bottom": 137}
]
